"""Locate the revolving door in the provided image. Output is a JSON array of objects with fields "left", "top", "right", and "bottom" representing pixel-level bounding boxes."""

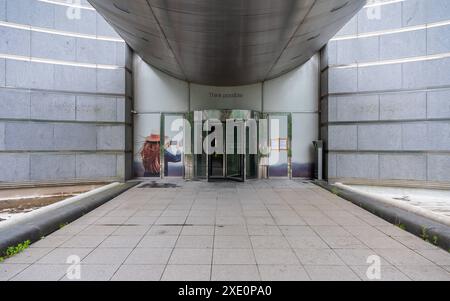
[{"left": 192, "top": 110, "right": 260, "bottom": 182}]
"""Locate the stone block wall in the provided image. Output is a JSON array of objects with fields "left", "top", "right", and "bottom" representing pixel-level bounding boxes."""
[
  {"left": 321, "top": 0, "right": 450, "bottom": 184},
  {"left": 0, "top": 0, "right": 132, "bottom": 184}
]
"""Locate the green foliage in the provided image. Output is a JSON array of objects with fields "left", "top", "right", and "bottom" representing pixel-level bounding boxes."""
[
  {"left": 432, "top": 235, "right": 439, "bottom": 246},
  {"left": 395, "top": 223, "right": 406, "bottom": 231},
  {"left": 330, "top": 187, "right": 340, "bottom": 196},
  {"left": 420, "top": 226, "right": 429, "bottom": 242},
  {"left": 420, "top": 227, "right": 441, "bottom": 247},
  {"left": 1, "top": 240, "right": 31, "bottom": 261},
  {"left": 59, "top": 222, "right": 68, "bottom": 229}
]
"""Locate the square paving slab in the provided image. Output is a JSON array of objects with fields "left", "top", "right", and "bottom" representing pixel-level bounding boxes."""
[{"left": 1, "top": 180, "right": 449, "bottom": 281}]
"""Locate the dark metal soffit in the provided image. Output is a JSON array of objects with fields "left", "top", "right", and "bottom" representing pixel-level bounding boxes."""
[{"left": 89, "top": 0, "right": 365, "bottom": 86}]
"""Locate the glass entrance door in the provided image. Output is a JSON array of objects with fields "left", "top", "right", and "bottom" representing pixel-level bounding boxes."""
[
  {"left": 226, "top": 120, "right": 245, "bottom": 182},
  {"left": 163, "top": 114, "right": 185, "bottom": 177},
  {"left": 208, "top": 154, "right": 225, "bottom": 179},
  {"left": 268, "top": 114, "right": 289, "bottom": 178},
  {"left": 207, "top": 124, "right": 225, "bottom": 180},
  {"left": 207, "top": 121, "right": 245, "bottom": 182},
  {"left": 198, "top": 110, "right": 258, "bottom": 182}
]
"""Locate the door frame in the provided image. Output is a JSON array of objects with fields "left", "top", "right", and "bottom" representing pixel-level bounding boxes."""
[
  {"left": 206, "top": 119, "right": 245, "bottom": 182},
  {"left": 160, "top": 112, "right": 188, "bottom": 179},
  {"left": 225, "top": 118, "right": 245, "bottom": 182},
  {"left": 266, "top": 112, "right": 292, "bottom": 179}
]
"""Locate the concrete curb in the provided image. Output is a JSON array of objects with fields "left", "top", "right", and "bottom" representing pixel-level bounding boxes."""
[
  {"left": 314, "top": 180, "right": 450, "bottom": 252},
  {"left": 334, "top": 183, "right": 450, "bottom": 227},
  {"left": 0, "top": 181, "right": 140, "bottom": 256}
]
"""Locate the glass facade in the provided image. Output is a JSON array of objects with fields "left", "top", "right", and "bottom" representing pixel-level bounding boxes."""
[
  {"left": 268, "top": 115, "right": 289, "bottom": 178},
  {"left": 133, "top": 110, "right": 300, "bottom": 181}
]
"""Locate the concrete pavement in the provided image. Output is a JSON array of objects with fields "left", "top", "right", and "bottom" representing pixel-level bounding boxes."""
[{"left": 1, "top": 180, "right": 449, "bottom": 281}]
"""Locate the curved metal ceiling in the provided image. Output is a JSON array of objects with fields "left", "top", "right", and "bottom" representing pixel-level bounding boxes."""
[{"left": 89, "top": 0, "right": 365, "bottom": 86}]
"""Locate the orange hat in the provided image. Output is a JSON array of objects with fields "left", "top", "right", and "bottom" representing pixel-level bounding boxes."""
[{"left": 145, "top": 134, "right": 160, "bottom": 142}]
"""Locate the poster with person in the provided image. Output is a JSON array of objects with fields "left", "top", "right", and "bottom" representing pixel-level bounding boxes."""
[{"left": 140, "top": 133, "right": 161, "bottom": 177}]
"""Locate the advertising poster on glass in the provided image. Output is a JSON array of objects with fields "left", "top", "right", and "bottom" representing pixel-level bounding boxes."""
[
  {"left": 134, "top": 114, "right": 161, "bottom": 178},
  {"left": 164, "top": 115, "right": 185, "bottom": 177}
]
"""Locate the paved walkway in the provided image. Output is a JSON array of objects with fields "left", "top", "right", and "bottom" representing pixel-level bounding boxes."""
[{"left": 1, "top": 180, "right": 450, "bottom": 281}]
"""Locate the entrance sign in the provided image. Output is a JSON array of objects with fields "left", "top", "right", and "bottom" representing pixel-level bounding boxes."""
[{"left": 190, "top": 83, "right": 262, "bottom": 111}]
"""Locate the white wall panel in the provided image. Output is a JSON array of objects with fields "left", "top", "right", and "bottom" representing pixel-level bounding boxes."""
[
  {"left": 263, "top": 54, "right": 320, "bottom": 113},
  {"left": 134, "top": 55, "right": 189, "bottom": 113}
]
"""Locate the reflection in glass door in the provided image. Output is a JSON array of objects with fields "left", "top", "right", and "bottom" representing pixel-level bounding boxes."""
[
  {"left": 193, "top": 111, "right": 206, "bottom": 179},
  {"left": 163, "top": 114, "right": 185, "bottom": 177},
  {"left": 207, "top": 124, "right": 225, "bottom": 180},
  {"left": 246, "top": 116, "right": 259, "bottom": 179},
  {"left": 226, "top": 122, "right": 245, "bottom": 182},
  {"left": 193, "top": 110, "right": 260, "bottom": 182},
  {"left": 268, "top": 114, "right": 289, "bottom": 177}
]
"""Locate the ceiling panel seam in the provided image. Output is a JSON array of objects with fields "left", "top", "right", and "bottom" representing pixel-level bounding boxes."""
[
  {"left": 145, "top": 0, "right": 188, "bottom": 80},
  {"left": 262, "top": 0, "right": 317, "bottom": 81}
]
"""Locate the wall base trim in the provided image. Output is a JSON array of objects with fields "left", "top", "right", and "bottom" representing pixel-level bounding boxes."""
[{"left": 328, "top": 178, "right": 450, "bottom": 190}]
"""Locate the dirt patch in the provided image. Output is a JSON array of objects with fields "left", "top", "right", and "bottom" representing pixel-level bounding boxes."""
[
  {"left": 0, "top": 193, "right": 80, "bottom": 213},
  {"left": 0, "top": 184, "right": 104, "bottom": 221}
]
